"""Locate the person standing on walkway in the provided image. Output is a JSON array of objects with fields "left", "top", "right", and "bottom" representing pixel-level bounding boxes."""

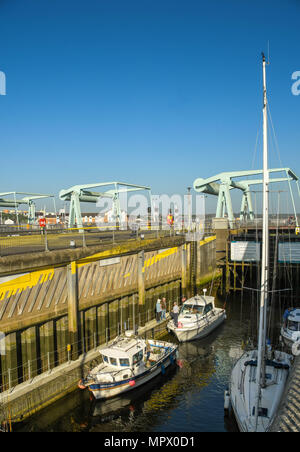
[
  {"left": 171, "top": 302, "right": 179, "bottom": 327},
  {"left": 161, "top": 298, "right": 167, "bottom": 320},
  {"left": 156, "top": 299, "right": 162, "bottom": 322}
]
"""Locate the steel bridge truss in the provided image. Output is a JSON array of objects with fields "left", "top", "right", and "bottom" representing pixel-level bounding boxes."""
[
  {"left": 193, "top": 168, "right": 300, "bottom": 228},
  {"left": 0, "top": 192, "right": 56, "bottom": 224},
  {"left": 59, "top": 182, "right": 152, "bottom": 229}
]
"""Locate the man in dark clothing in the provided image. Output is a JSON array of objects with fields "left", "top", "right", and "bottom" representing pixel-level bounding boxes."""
[{"left": 171, "top": 302, "right": 179, "bottom": 327}]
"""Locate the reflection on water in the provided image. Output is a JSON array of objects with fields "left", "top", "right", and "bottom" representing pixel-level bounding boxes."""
[{"left": 15, "top": 292, "right": 283, "bottom": 433}]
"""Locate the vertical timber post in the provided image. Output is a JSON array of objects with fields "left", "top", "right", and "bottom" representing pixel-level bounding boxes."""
[
  {"left": 181, "top": 243, "right": 187, "bottom": 298},
  {"left": 138, "top": 251, "right": 146, "bottom": 327},
  {"left": 24, "top": 327, "right": 38, "bottom": 380},
  {"left": 67, "top": 261, "right": 78, "bottom": 360},
  {"left": 3, "top": 333, "right": 18, "bottom": 390},
  {"left": 213, "top": 218, "right": 230, "bottom": 294}
]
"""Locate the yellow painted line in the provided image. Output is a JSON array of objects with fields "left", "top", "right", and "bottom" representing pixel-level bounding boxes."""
[
  {"left": 71, "top": 261, "right": 77, "bottom": 275},
  {"left": 0, "top": 268, "right": 55, "bottom": 300},
  {"left": 142, "top": 247, "right": 178, "bottom": 272},
  {"left": 199, "top": 235, "right": 216, "bottom": 246}
]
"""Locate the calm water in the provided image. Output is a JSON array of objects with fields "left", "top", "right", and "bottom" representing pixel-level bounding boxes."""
[{"left": 15, "top": 292, "right": 285, "bottom": 433}]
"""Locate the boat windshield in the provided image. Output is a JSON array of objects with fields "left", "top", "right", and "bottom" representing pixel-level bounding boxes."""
[
  {"left": 287, "top": 319, "right": 300, "bottom": 331},
  {"left": 132, "top": 350, "right": 143, "bottom": 364},
  {"left": 180, "top": 304, "right": 204, "bottom": 315},
  {"left": 119, "top": 358, "right": 130, "bottom": 367},
  {"left": 109, "top": 357, "right": 118, "bottom": 366}
]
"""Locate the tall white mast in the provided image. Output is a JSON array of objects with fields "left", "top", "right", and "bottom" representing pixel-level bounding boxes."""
[{"left": 254, "top": 52, "right": 270, "bottom": 430}]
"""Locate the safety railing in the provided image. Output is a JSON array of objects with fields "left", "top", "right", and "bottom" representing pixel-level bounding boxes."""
[
  {"left": 0, "top": 219, "right": 217, "bottom": 256},
  {"left": 0, "top": 224, "right": 187, "bottom": 257}
]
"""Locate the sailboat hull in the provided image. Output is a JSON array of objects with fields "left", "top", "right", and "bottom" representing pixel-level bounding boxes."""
[{"left": 229, "top": 350, "right": 292, "bottom": 432}]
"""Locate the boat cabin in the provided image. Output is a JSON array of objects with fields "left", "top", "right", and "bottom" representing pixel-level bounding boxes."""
[
  {"left": 180, "top": 295, "right": 215, "bottom": 317},
  {"left": 99, "top": 335, "right": 146, "bottom": 369},
  {"left": 286, "top": 308, "right": 300, "bottom": 332}
]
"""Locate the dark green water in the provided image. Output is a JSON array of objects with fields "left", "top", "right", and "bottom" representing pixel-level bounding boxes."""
[{"left": 14, "top": 293, "right": 285, "bottom": 433}]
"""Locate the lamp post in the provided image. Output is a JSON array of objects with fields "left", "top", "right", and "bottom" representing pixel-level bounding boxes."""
[{"left": 187, "top": 187, "right": 192, "bottom": 232}]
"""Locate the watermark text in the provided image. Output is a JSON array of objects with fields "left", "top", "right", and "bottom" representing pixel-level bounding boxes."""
[
  {"left": 0, "top": 71, "right": 6, "bottom": 95},
  {"left": 291, "top": 71, "right": 300, "bottom": 96}
]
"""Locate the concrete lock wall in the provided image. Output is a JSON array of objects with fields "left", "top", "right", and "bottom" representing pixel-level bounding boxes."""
[{"left": 0, "top": 235, "right": 216, "bottom": 422}]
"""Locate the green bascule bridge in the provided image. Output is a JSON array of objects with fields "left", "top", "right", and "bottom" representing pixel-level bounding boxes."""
[
  {"left": 193, "top": 168, "right": 300, "bottom": 228},
  {"left": 59, "top": 182, "right": 152, "bottom": 229}
]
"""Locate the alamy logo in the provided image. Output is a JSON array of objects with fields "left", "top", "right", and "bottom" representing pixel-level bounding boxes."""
[
  {"left": 0, "top": 71, "right": 6, "bottom": 96},
  {"left": 0, "top": 71, "right": 6, "bottom": 95},
  {"left": 291, "top": 71, "right": 300, "bottom": 96}
]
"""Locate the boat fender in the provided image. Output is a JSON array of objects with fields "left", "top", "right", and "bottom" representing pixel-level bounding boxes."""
[
  {"left": 224, "top": 389, "right": 231, "bottom": 411},
  {"left": 78, "top": 379, "right": 86, "bottom": 390},
  {"left": 161, "top": 364, "right": 166, "bottom": 375},
  {"left": 292, "top": 340, "right": 300, "bottom": 357},
  {"left": 129, "top": 380, "right": 136, "bottom": 387},
  {"left": 178, "top": 322, "right": 183, "bottom": 329}
]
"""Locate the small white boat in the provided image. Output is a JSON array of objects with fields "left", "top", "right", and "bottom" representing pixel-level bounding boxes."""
[
  {"left": 167, "top": 291, "right": 226, "bottom": 343},
  {"left": 281, "top": 308, "right": 300, "bottom": 349},
  {"left": 78, "top": 331, "right": 178, "bottom": 400}
]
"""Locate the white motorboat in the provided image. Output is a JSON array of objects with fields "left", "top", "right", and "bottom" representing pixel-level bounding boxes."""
[
  {"left": 78, "top": 331, "right": 178, "bottom": 400},
  {"left": 281, "top": 308, "right": 300, "bottom": 349},
  {"left": 167, "top": 290, "right": 226, "bottom": 343},
  {"left": 227, "top": 53, "right": 293, "bottom": 432}
]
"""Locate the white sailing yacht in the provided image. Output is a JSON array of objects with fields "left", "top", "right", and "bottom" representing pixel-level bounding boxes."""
[{"left": 227, "top": 54, "right": 293, "bottom": 432}]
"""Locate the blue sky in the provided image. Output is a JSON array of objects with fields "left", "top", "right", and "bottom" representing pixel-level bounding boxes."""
[{"left": 0, "top": 0, "right": 300, "bottom": 213}]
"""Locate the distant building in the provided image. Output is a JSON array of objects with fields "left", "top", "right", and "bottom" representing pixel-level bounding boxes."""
[
  {"left": 96, "top": 209, "right": 128, "bottom": 224},
  {"left": 45, "top": 214, "right": 58, "bottom": 225}
]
